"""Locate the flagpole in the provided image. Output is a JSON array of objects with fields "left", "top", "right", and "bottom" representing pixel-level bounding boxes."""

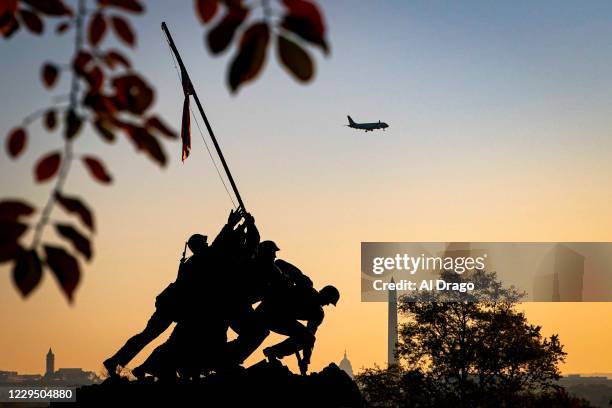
[{"left": 161, "top": 22, "right": 246, "bottom": 211}]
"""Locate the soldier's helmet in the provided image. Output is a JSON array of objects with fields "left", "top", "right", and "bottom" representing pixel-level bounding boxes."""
[
  {"left": 258, "top": 240, "right": 280, "bottom": 253},
  {"left": 319, "top": 285, "right": 340, "bottom": 306},
  {"left": 187, "top": 234, "right": 208, "bottom": 254}
]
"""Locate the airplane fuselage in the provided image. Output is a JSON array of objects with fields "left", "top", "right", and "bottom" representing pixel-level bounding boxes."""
[{"left": 347, "top": 115, "right": 389, "bottom": 132}]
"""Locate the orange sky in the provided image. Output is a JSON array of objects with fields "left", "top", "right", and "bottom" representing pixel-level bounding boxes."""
[{"left": 2, "top": 1, "right": 612, "bottom": 377}]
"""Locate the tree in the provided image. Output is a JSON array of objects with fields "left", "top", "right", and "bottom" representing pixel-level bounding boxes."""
[
  {"left": 356, "top": 270, "right": 582, "bottom": 408},
  {"left": 1, "top": 0, "right": 329, "bottom": 302}
]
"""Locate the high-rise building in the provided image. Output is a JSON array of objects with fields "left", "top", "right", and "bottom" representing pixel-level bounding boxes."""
[
  {"left": 45, "top": 348, "right": 54, "bottom": 377},
  {"left": 338, "top": 350, "right": 354, "bottom": 379},
  {"left": 388, "top": 277, "right": 398, "bottom": 367}
]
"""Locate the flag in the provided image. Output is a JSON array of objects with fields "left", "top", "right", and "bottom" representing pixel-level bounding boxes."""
[{"left": 180, "top": 67, "right": 193, "bottom": 162}]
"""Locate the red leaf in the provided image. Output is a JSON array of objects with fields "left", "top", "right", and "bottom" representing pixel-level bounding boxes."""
[
  {"left": 18, "top": 9, "right": 43, "bottom": 34},
  {"left": 64, "top": 110, "right": 83, "bottom": 140},
  {"left": 56, "top": 21, "right": 70, "bottom": 34},
  {"left": 281, "top": 14, "right": 329, "bottom": 54},
  {"left": 6, "top": 128, "right": 26, "bottom": 158},
  {"left": 34, "top": 151, "right": 61, "bottom": 182},
  {"left": 44, "top": 245, "right": 80, "bottom": 302},
  {"left": 206, "top": 6, "right": 248, "bottom": 54},
  {"left": 145, "top": 115, "right": 177, "bottom": 139},
  {"left": 196, "top": 0, "right": 218, "bottom": 23},
  {"left": 23, "top": 0, "right": 72, "bottom": 16},
  {"left": 104, "top": 49, "right": 130, "bottom": 69},
  {"left": 82, "top": 156, "right": 112, "bottom": 183},
  {"left": 84, "top": 65, "right": 104, "bottom": 91},
  {"left": 282, "top": 0, "right": 326, "bottom": 38},
  {"left": 12, "top": 249, "right": 42, "bottom": 297},
  {"left": 55, "top": 224, "right": 92, "bottom": 260},
  {"left": 0, "top": 242, "right": 22, "bottom": 264},
  {"left": 73, "top": 51, "right": 93, "bottom": 75},
  {"left": 126, "top": 125, "right": 167, "bottom": 166},
  {"left": 0, "top": 0, "right": 17, "bottom": 16},
  {"left": 228, "top": 23, "right": 270, "bottom": 93},
  {"left": 41, "top": 63, "right": 59, "bottom": 88},
  {"left": 0, "top": 1, "right": 18, "bottom": 37},
  {"left": 277, "top": 35, "right": 314, "bottom": 82},
  {"left": 93, "top": 119, "right": 115, "bottom": 142},
  {"left": 0, "top": 200, "right": 35, "bottom": 221},
  {"left": 112, "top": 74, "right": 153, "bottom": 114},
  {"left": 55, "top": 192, "right": 95, "bottom": 231},
  {"left": 0, "top": 221, "right": 28, "bottom": 242},
  {"left": 88, "top": 11, "right": 106, "bottom": 46},
  {"left": 97, "top": 0, "right": 144, "bottom": 13},
  {"left": 110, "top": 15, "right": 135, "bottom": 46},
  {"left": 44, "top": 109, "right": 57, "bottom": 130}
]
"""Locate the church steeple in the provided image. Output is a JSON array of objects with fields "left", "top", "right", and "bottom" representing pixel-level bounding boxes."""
[{"left": 46, "top": 347, "right": 55, "bottom": 376}]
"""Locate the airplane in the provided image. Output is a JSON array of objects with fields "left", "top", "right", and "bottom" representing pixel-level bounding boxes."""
[{"left": 346, "top": 115, "right": 389, "bottom": 132}]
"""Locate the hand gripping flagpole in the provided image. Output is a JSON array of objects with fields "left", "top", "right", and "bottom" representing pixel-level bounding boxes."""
[{"left": 161, "top": 22, "right": 246, "bottom": 212}]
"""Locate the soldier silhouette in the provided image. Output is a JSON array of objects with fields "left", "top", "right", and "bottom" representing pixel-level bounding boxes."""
[
  {"left": 103, "top": 233, "right": 209, "bottom": 376},
  {"left": 261, "top": 285, "right": 340, "bottom": 375}
]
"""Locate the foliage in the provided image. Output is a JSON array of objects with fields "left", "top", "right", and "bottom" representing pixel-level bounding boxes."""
[
  {"left": 356, "top": 270, "right": 572, "bottom": 408},
  {"left": 1, "top": 0, "right": 330, "bottom": 302},
  {"left": 194, "top": 0, "right": 329, "bottom": 93},
  {"left": 1, "top": 0, "right": 177, "bottom": 302}
]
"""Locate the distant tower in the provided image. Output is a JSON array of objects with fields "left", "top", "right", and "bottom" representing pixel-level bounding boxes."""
[
  {"left": 46, "top": 348, "right": 55, "bottom": 376},
  {"left": 338, "top": 350, "right": 354, "bottom": 379},
  {"left": 388, "top": 277, "right": 398, "bottom": 367}
]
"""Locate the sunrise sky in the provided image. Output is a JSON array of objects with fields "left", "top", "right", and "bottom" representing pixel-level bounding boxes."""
[{"left": 2, "top": 0, "right": 612, "bottom": 376}]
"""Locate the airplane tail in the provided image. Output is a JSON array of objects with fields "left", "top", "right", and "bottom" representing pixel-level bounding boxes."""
[{"left": 347, "top": 115, "right": 356, "bottom": 126}]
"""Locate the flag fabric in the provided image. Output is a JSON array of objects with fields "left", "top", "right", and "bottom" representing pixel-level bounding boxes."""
[{"left": 180, "top": 68, "right": 193, "bottom": 162}]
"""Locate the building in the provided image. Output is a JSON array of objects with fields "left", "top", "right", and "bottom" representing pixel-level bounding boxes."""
[
  {"left": 0, "top": 347, "right": 100, "bottom": 386},
  {"left": 46, "top": 347, "right": 55, "bottom": 377},
  {"left": 388, "top": 277, "right": 398, "bottom": 367},
  {"left": 338, "top": 351, "right": 354, "bottom": 379}
]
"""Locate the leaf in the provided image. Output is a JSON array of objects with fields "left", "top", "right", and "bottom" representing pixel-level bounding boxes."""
[
  {"left": 0, "top": 221, "right": 28, "bottom": 241},
  {"left": 23, "top": 0, "right": 72, "bottom": 16},
  {"left": 196, "top": 0, "right": 218, "bottom": 23},
  {"left": 56, "top": 21, "right": 70, "bottom": 34},
  {"left": 55, "top": 192, "right": 95, "bottom": 231},
  {"left": 44, "top": 109, "right": 57, "bottom": 130},
  {"left": 44, "top": 245, "right": 80, "bottom": 302},
  {"left": 64, "top": 110, "right": 83, "bottom": 140},
  {"left": 0, "top": 242, "right": 22, "bottom": 264},
  {"left": 110, "top": 15, "right": 135, "bottom": 46},
  {"left": 145, "top": 115, "right": 177, "bottom": 139},
  {"left": 6, "top": 127, "right": 26, "bottom": 158},
  {"left": 12, "top": 249, "right": 42, "bottom": 297},
  {"left": 88, "top": 11, "right": 106, "bottom": 46},
  {"left": 104, "top": 49, "right": 130, "bottom": 69},
  {"left": 281, "top": 0, "right": 328, "bottom": 54},
  {"left": 55, "top": 224, "right": 92, "bottom": 260},
  {"left": 228, "top": 22, "right": 270, "bottom": 93},
  {"left": 97, "top": 0, "right": 144, "bottom": 13},
  {"left": 126, "top": 125, "right": 167, "bottom": 166},
  {"left": 281, "top": 15, "right": 328, "bottom": 54},
  {"left": 0, "top": 200, "right": 35, "bottom": 221},
  {"left": 34, "top": 151, "right": 61, "bottom": 182},
  {"left": 41, "top": 63, "right": 59, "bottom": 88},
  {"left": 73, "top": 51, "right": 93, "bottom": 75},
  {"left": 82, "top": 156, "right": 112, "bottom": 184},
  {"left": 206, "top": 6, "right": 248, "bottom": 54},
  {"left": 112, "top": 74, "right": 153, "bottom": 114},
  {"left": 18, "top": 9, "right": 43, "bottom": 34},
  {"left": 93, "top": 118, "right": 115, "bottom": 142},
  {"left": 277, "top": 35, "right": 314, "bottom": 82},
  {"left": 84, "top": 65, "right": 104, "bottom": 91}
]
